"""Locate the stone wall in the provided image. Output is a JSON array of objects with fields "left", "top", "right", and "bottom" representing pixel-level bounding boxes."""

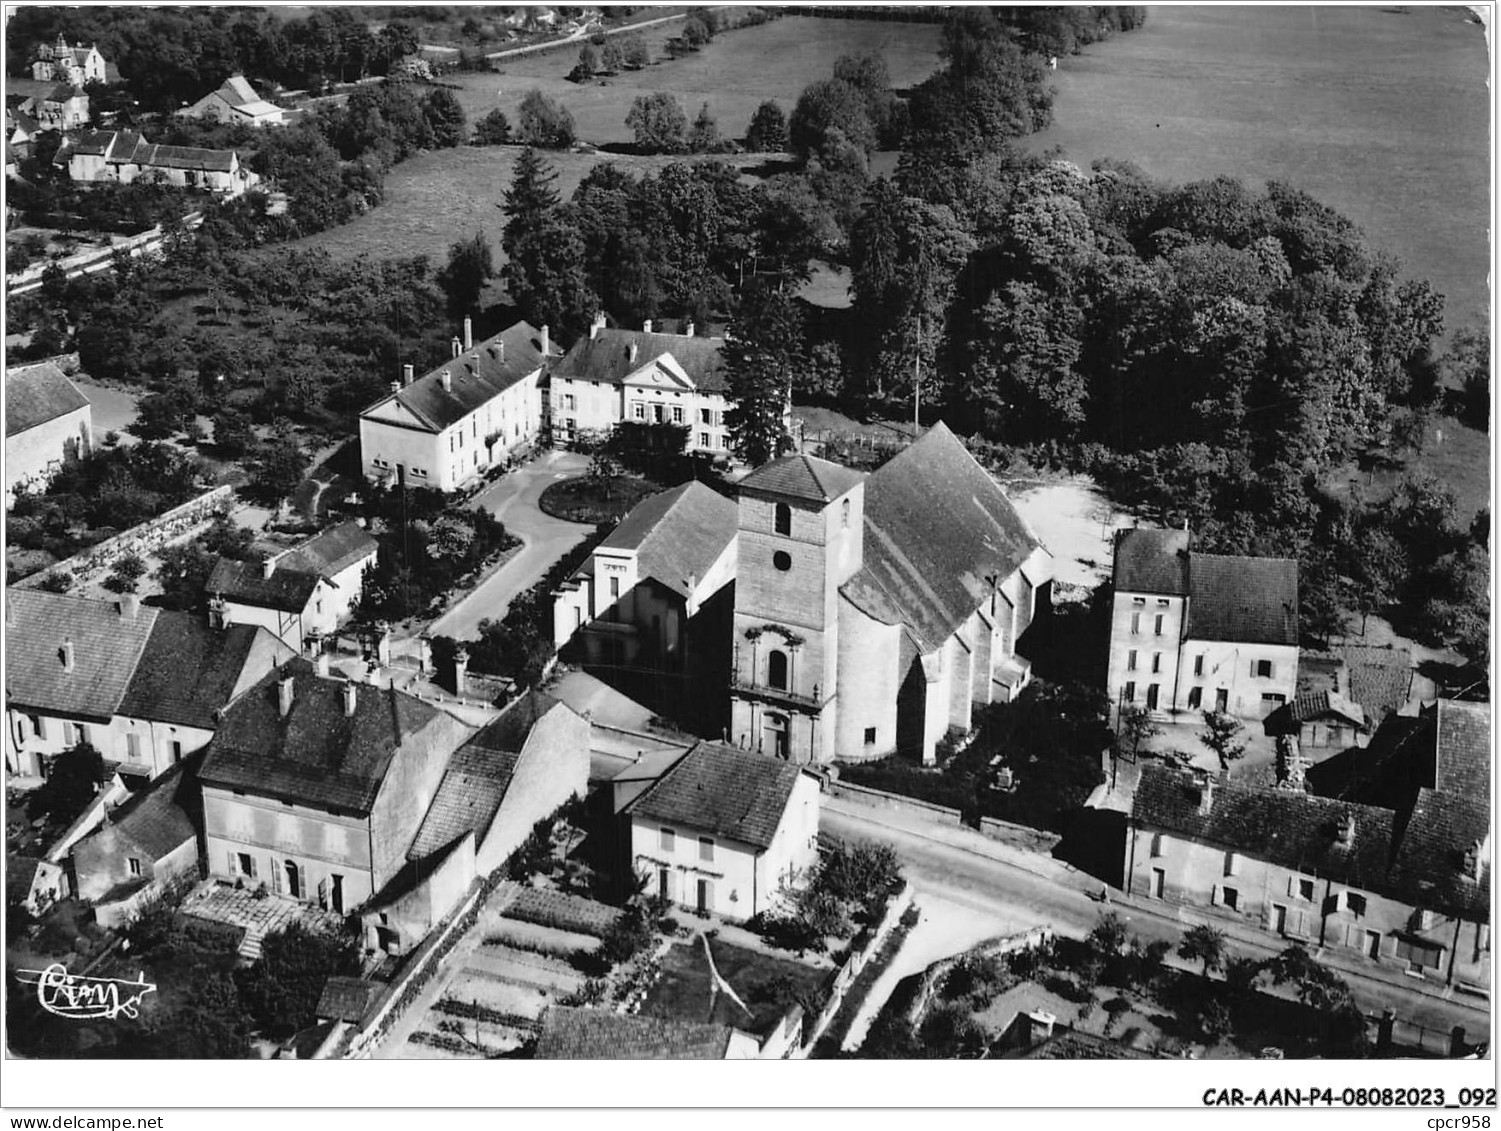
[
  {"left": 979, "top": 815, "right": 1062, "bottom": 855},
  {"left": 825, "top": 780, "right": 963, "bottom": 826}
]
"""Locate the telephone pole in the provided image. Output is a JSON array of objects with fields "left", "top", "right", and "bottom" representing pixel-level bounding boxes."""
[{"left": 912, "top": 315, "right": 922, "bottom": 438}]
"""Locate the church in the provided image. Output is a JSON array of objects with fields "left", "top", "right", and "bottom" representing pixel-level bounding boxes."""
[{"left": 558, "top": 423, "right": 1053, "bottom": 767}]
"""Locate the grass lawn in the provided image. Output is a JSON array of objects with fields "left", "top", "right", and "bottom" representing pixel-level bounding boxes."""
[
  {"left": 458, "top": 15, "right": 943, "bottom": 149},
  {"left": 538, "top": 474, "right": 659, "bottom": 524},
  {"left": 640, "top": 935, "right": 830, "bottom": 1038}
]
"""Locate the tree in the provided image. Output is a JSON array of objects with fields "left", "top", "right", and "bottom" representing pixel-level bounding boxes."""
[
  {"left": 155, "top": 540, "right": 216, "bottom": 611},
  {"left": 1200, "top": 711, "right": 1247, "bottom": 773},
  {"left": 688, "top": 102, "right": 725, "bottom": 153},
  {"left": 251, "top": 437, "right": 307, "bottom": 507},
  {"left": 234, "top": 922, "right": 359, "bottom": 1038},
  {"left": 501, "top": 147, "right": 562, "bottom": 313},
  {"left": 33, "top": 742, "right": 105, "bottom": 824},
  {"left": 1118, "top": 705, "right": 1162, "bottom": 759},
  {"left": 439, "top": 231, "right": 494, "bottom": 317},
  {"left": 620, "top": 32, "right": 650, "bottom": 69},
  {"left": 570, "top": 42, "right": 599, "bottom": 83},
  {"left": 1444, "top": 324, "right": 1489, "bottom": 429},
  {"left": 103, "top": 552, "right": 148, "bottom": 594},
  {"left": 789, "top": 77, "right": 875, "bottom": 158},
  {"left": 1177, "top": 923, "right": 1227, "bottom": 979},
  {"left": 1087, "top": 911, "right": 1129, "bottom": 956},
  {"left": 724, "top": 284, "right": 803, "bottom": 465},
  {"left": 599, "top": 37, "right": 625, "bottom": 74},
  {"left": 421, "top": 87, "right": 467, "bottom": 147},
  {"left": 515, "top": 89, "right": 576, "bottom": 148},
  {"left": 681, "top": 16, "right": 712, "bottom": 49},
  {"left": 472, "top": 107, "right": 511, "bottom": 146},
  {"left": 626, "top": 92, "right": 689, "bottom": 154},
  {"left": 745, "top": 99, "right": 787, "bottom": 152}
]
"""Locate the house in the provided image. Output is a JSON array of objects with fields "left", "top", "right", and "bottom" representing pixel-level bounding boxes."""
[
  {"left": 26, "top": 83, "right": 89, "bottom": 131},
  {"left": 199, "top": 659, "right": 475, "bottom": 919},
  {"left": 553, "top": 480, "right": 737, "bottom": 729},
  {"left": 5, "top": 590, "right": 291, "bottom": 781},
  {"left": 6, "top": 855, "right": 67, "bottom": 916},
  {"left": 624, "top": 740, "right": 820, "bottom": 920},
  {"left": 359, "top": 319, "right": 558, "bottom": 492},
  {"left": 731, "top": 423, "right": 1052, "bottom": 765},
  {"left": 6, "top": 361, "right": 91, "bottom": 505},
  {"left": 207, "top": 521, "right": 379, "bottom": 652},
  {"left": 548, "top": 316, "right": 746, "bottom": 456},
  {"left": 1106, "top": 528, "right": 1298, "bottom": 720},
  {"left": 534, "top": 1005, "right": 760, "bottom": 1059},
  {"left": 1264, "top": 690, "right": 1367, "bottom": 752},
  {"left": 71, "top": 758, "right": 200, "bottom": 926},
  {"left": 7, "top": 108, "right": 41, "bottom": 159},
  {"left": 179, "top": 75, "right": 284, "bottom": 127},
  {"left": 54, "top": 129, "right": 259, "bottom": 197},
  {"left": 364, "top": 692, "right": 589, "bottom": 955},
  {"left": 1128, "top": 743, "right": 1490, "bottom": 989},
  {"left": 31, "top": 35, "right": 108, "bottom": 85}
]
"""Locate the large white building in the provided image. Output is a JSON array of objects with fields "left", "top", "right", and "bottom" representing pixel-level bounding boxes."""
[
  {"left": 548, "top": 317, "right": 734, "bottom": 455},
  {"left": 54, "top": 129, "right": 260, "bottom": 197},
  {"left": 179, "top": 75, "right": 284, "bottom": 127},
  {"left": 359, "top": 319, "right": 557, "bottom": 492},
  {"left": 31, "top": 34, "right": 107, "bottom": 85},
  {"left": 5, "top": 362, "right": 91, "bottom": 506},
  {"left": 1106, "top": 528, "right": 1299, "bottom": 720}
]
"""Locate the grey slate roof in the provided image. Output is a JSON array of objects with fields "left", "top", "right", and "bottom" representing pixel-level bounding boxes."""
[
  {"left": 1112, "top": 528, "right": 1190, "bottom": 595},
  {"left": 1264, "top": 690, "right": 1365, "bottom": 736},
  {"left": 534, "top": 1006, "right": 736, "bottom": 1059},
  {"left": 841, "top": 422, "right": 1044, "bottom": 653},
  {"left": 627, "top": 740, "right": 802, "bottom": 851},
  {"left": 5, "top": 590, "right": 160, "bottom": 721},
  {"left": 5, "top": 362, "right": 89, "bottom": 436},
  {"left": 596, "top": 481, "right": 737, "bottom": 598},
  {"left": 200, "top": 660, "right": 472, "bottom": 814},
  {"left": 117, "top": 618, "right": 269, "bottom": 730},
  {"left": 278, "top": 521, "right": 378, "bottom": 579},
  {"left": 105, "top": 759, "right": 196, "bottom": 859},
  {"left": 207, "top": 557, "right": 321, "bottom": 612},
  {"left": 1334, "top": 644, "right": 1414, "bottom": 723},
  {"left": 1433, "top": 699, "right": 1489, "bottom": 799},
  {"left": 361, "top": 321, "right": 555, "bottom": 433},
  {"left": 316, "top": 976, "right": 384, "bottom": 1024},
  {"left": 406, "top": 744, "right": 519, "bottom": 860},
  {"left": 1133, "top": 765, "right": 1395, "bottom": 893},
  {"left": 553, "top": 330, "right": 729, "bottom": 393},
  {"left": 736, "top": 453, "right": 865, "bottom": 505},
  {"left": 1186, "top": 553, "right": 1299, "bottom": 647}
]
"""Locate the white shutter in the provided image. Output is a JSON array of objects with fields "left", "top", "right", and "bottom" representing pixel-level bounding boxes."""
[
  {"left": 249, "top": 855, "right": 259, "bottom": 880},
  {"left": 227, "top": 851, "right": 237, "bottom": 877},
  {"left": 270, "top": 859, "right": 282, "bottom": 893},
  {"left": 1287, "top": 876, "right": 1296, "bottom": 897}
]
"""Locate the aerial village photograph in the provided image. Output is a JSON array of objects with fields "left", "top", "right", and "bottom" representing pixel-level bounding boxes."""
[{"left": 0, "top": 0, "right": 1494, "bottom": 1100}]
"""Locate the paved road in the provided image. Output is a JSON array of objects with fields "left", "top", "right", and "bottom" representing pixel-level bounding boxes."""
[
  {"left": 824, "top": 800, "right": 1490, "bottom": 1042},
  {"left": 416, "top": 450, "right": 590, "bottom": 643}
]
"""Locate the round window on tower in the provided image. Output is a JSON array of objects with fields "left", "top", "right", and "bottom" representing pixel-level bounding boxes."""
[{"left": 773, "top": 550, "right": 792, "bottom": 572}]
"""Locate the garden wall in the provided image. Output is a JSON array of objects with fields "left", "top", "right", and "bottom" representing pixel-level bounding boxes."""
[
  {"left": 15, "top": 485, "right": 234, "bottom": 592},
  {"left": 978, "top": 816, "right": 1062, "bottom": 856},
  {"left": 8, "top": 212, "right": 204, "bottom": 295},
  {"left": 794, "top": 882, "right": 915, "bottom": 1058},
  {"left": 906, "top": 925, "right": 1055, "bottom": 1029},
  {"left": 825, "top": 780, "right": 962, "bottom": 826}
]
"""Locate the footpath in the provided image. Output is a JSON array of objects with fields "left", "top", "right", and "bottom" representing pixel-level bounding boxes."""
[{"left": 825, "top": 795, "right": 1490, "bottom": 1032}]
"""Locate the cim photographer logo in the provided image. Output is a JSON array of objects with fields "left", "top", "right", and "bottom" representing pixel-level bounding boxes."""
[{"left": 16, "top": 964, "right": 157, "bottom": 1021}]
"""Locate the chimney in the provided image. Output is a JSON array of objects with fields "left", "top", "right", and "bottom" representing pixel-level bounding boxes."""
[
  {"left": 686, "top": 572, "right": 696, "bottom": 595},
  {"left": 463, "top": 316, "right": 473, "bottom": 351},
  {"left": 315, "top": 651, "right": 330, "bottom": 678},
  {"left": 1335, "top": 813, "right": 1355, "bottom": 846},
  {"left": 541, "top": 324, "right": 551, "bottom": 356},
  {"left": 1195, "top": 772, "right": 1214, "bottom": 816},
  {"left": 684, "top": 321, "right": 695, "bottom": 338},
  {"left": 454, "top": 644, "right": 469, "bottom": 699},
  {"left": 1463, "top": 838, "right": 1486, "bottom": 881},
  {"left": 628, "top": 343, "right": 639, "bottom": 364},
  {"left": 118, "top": 593, "right": 140, "bottom": 620},
  {"left": 451, "top": 336, "right": 462, "bottom": 359},
  {"left": 261, "top": 555, "right": 276, "bottom": 580},
  {"left": 277, "top": 674, "right": 295, "bottom": 717},
  {"left": 343, "top": 681, "right": 357, "bottom": 717},
  {"left": 590, "top": 313, "right": 605, "bottom": 340},
  {"left": 389, "top": 380, "right": 401, "bottom": 394},
  {"left": 418, "top": 635, "right": 432, "bottom": 674},
  {"left": 403, "top": 363, "right": 415, "bottom": 386},
  {"left": 442, "top": 369, "right": 452, "bottom": 392},
  {"left": 61, "top": 637, "right": 75, "bottom": 673},
  {"left": 494, "top": 340, "right": 504, "bottom": 364},
  {"left": 642, "top": 319, "right": 653, "bottom": 334}
]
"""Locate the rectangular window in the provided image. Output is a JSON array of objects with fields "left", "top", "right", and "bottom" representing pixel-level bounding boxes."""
[
  {"left": 29, "top": 715, "right": 45, "bottom": 739},
  {"left": 659, "top": 827, "right": 675, "bottom": 852},
  {"left": 1132, "top": 597, "right": 1146, "bottom": 606},
  {"left": 700, "top": 408, "right": 713, "bottom": 425},
  {"left": 609, "top": 576, "right": 620, "bottom": 600},
  {"left": 1345, "top": 893, "right": 1367, "bottom": 918},
  {"left": 1395, "top": 938, "right": 1444, "bottom": 970},
  {"left": 1194, "top": 654, "right": 1205, "bottom": 677},
  {"left": 73, "top": 723, "right": 90, "bottom": 747},
  {"left": 1298, "top": 878, "right": 1316, "bottom": 902},
  {"left": 698, "top": 837, "right": 714, "bottom": 862},
  {"left": 126, "top": 732, "right": 141, "bottom": 761},
  {"left": 672, "top": 406, "right": 684, "bottom": 424},
  {"left": 1256, "top": 659, "right": 1274, "bottom": 678},
  {"left": 1224, "top": 851, "right": 1239, "bottom": 877},
  {"left": 1187, "top": 687, "right": 1203, "bottom": 710},
  {"left": 633, "top": 402, "right": 645, "bottom": 421},
  {"left": 1220, "top": 885, "right": 1239, "bottom": 911},
  {"left": 128, "top": 857, "right": 142, "bottom": 877},
  {"left": 699, "top": 432, "right": 710, "bottom": 448},
  {"left": 864, "top": 727, "right": 877, "bottom": 745},
  {"left": 1130, "top": 612, "right": 1141, "bottom": 634},
  {"left": 1151, "top": 652, "right": 1162, "bottom": 674},
  {"left": 1154, "top": 614, "right": 1164, "bottom": 635},
  {"left": 1124, "top": 681, "right": 1136, "bottom": 702},
  {"left": 563, "top": 394, "right": 576, "bottom": 411},
  {"left": 1127, "top": 650, "right": 1138, "bottom": 672},
  {"left": 1149, "top": 833, "right": 1164, "bottom": 858}
]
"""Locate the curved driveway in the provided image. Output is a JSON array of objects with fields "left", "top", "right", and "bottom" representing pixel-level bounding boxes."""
[{"left": 417, "top": 450, "right": 590, "bottom": 643}]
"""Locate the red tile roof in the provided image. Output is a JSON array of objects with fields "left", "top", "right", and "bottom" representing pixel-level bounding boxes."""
[
  {"left": 1112, "top": 528, "right": 1190, "bottom": 595},
  {"left": 627, "top": 740, "right": 804, "bottom": 851},
  {"left": 5, "top": 362, "right": 89, "bottom": 436},
  {"left": 596, "top": 481, "right": 738, "bottom": 598},
  {"left": 1186, "top": 553, "right": 1299, "bottom": 647},
  {"left": 553, "top": 329, "right": 729, "bottom": 393},
  {"left": 5, "top": 589, "right": 160, "bottom": 721}
]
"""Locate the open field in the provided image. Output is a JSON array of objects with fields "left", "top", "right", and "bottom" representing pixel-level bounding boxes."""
[
  {"left": 1024, "top": 5, "right": 1490, "bottom": 340},
  {"left": 455, "top": 14, "right": 944, "bottom": 148}
]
